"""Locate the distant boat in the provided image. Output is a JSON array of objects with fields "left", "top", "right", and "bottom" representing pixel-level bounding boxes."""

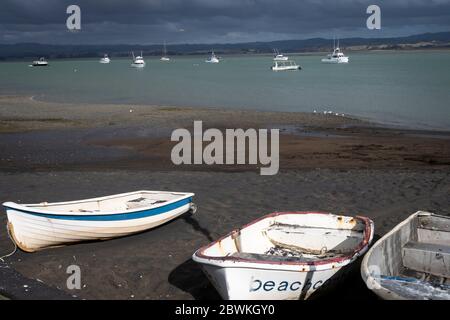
[
  {"left": 100, "top": 54, "right": 111, "bottom": 64},
  {"left": 3, "top": 190, "right": 196, "bottom": 252},
  {"left": 205, "top": 51, "right": 219, "bottom": 63},
  {"left": 131, "top": 51, "right": 145, "bottom": 67},
  {"left": 160, "top": 42, "right": 170, "bottom": 61},
  {"left": 31, "top": 57, "right": 48, "bottom": 67},
  {"left": 271, "top": 60, "right": 301, "bottom": 71},
  {"left": 273, "top": 49, "right": 289, "bottom": 61},
  {"left": 321, "top": 38, "right": 349, "bottom": 64},
  {"left": 193, "top": 211, "right": 374, "bottom": 300},
  {"left": 361, "top": 211, "right": 450, "bottom": 300}
]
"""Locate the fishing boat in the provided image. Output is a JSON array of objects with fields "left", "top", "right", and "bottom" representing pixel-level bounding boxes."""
[
  {"left": 321, "top": 38, "right": 349, "bottom": 64},
  {"left": 31, "top": 57, "right": 48, "bottom": 67},
  {"left": 273, "top": 49, "right": 289, "bottom": 61},
  {"left": 160, "top": 42, "right": 170, "bottom": 61},
  {"left": 3, "top": 190, "right": 196, "bottom": 252},
  {"left": 205, "top": 51, "right": 219, "bottom": 63},
  {"left": 361, "top": 211, "right": 450, "bottom": 300},
  {"left": 99, "top": 54, "right": 111, "bottom": 64},
  {"left": 271, "top": 60, "right": 301, "bottom": 71},
  {"left": 193, "top": 211, "right": 374, "bottom": 300},
  {"left": 131, "top": 51, "right": 145, "bottom": 67}
]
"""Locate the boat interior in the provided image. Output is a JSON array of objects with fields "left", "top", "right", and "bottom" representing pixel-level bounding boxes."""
[
  {"left": 201, "top": 213, "right": 369, "bottom": 263},
  {"left": 21, "top": 191, "right": 190, "bottom": 213},
  {"left": 369, "top": 213, "right": 450, "bottom": 299}
]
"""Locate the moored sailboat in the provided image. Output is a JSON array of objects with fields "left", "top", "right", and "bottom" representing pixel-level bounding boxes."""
[
  {"left": 131, "top": 51, "right": 146, "bottom": 67},
  {"left": 160, "top": 41, "right": 170, "bottom": 61},
  {"left": 31, "top": 57, "right": 48, "bottom": 67},
  {"left": 205, "top": 51, "right": 219, "bottom": 63},
  {"left": 321, "top": 38, "right": 349, "bottom": 64},
  {"left": 100, "top": 54, "right": 111, "bottom": 64}
]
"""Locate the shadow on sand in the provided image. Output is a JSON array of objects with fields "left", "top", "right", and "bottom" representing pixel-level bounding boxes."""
[{"left": 168, "top": 258, "right": 221, "bottom": 300}]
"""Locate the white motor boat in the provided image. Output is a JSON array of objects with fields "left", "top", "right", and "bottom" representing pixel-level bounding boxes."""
[
  {"left": 321, "top": 39, "right": 349, "bottom": 64},
  {"left": 273, "top": 49, "right": 289, "bottom": 61},
  {"left": 271, "top": 60, "right": 301, "bottom": 71},
  {"left": 100, "top": 54, "right": 111, "bottom": 64},
  {"left": 3, "top": 190, "right": 196, "bottom": 252},
  {"left": 193, "top": 211, "right": 374, "bottom": 300},
  {"left": 361, "top": 211, "right": 450, "bottom": 300},
  {"left": 205, "top": 51, "right": 219, "bottom": 63},
  {"left": 31, "top": 57, "right": 48, "bottom": 67},
  {"left": 131, "top": 51, "right": 146, "bottom": 67},
  {"left": 160, "top": 42, "right": 170, "bottom": 61}
]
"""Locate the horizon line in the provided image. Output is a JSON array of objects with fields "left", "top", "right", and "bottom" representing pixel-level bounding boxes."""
[{"left": 1, "top": 31, "right": 449, "bottom": 47}]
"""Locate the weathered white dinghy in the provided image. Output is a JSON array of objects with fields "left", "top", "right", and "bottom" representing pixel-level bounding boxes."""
[
  {"left": 361, "top": 211, "right": 450, "bottom": 300},
  {"left": 193, "top": 212, "right": 374, "bottom": 300},
  {"left": 3, "top": 191, "right": 195, "bottom": 252}
]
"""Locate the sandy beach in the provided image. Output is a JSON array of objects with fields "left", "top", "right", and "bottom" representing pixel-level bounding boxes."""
[{"left": 0, "top": 95, "right": 449, "bottom": 299}]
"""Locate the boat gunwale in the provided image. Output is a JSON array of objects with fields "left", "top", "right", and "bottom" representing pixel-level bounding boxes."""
[
  {"left": 2, "top": 190, "right": 195, "bottom": 216},
  {"left": 194, "top": 211, "right": 374, "bottom": 268}
]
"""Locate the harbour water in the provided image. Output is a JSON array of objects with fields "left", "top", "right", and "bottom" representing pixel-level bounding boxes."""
[{"left": 0, "top": 50, "right": 449, "bottom": 130}]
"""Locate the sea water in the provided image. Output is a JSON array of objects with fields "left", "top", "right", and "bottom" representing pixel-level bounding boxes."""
[{"left": 0, "top": 50, "right": 449, "bottom": 130}]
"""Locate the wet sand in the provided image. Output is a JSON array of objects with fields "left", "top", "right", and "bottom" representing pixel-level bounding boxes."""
[
  {"left": 0, "top": 95, "right": 449, "bottom": 300},
  {"left": 1, "top": 95, "right": 449, "bottom": 172}
]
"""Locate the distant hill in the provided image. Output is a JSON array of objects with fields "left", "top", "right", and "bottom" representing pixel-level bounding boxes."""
[{"left": 0, "top": 32, "right": 449, "bottom": 60}]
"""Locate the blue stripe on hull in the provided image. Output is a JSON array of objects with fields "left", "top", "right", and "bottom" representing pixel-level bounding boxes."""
[{"left": 5, "top": 197, "right": 192, "bottom": 221}]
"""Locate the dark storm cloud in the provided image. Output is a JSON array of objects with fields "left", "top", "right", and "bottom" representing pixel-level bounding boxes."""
[{"left": 1, "top": 0, "right": 450, "bottom": 44}]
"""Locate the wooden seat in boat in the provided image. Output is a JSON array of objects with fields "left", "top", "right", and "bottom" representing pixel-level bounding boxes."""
[{"left": 402, "top": 241, "right": 450, "bottom": 278}]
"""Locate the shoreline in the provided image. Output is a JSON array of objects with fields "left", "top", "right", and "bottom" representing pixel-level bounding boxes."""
[
  {"left": 0, "top": 94, "right": 366, "bottom": 134},
  {"left": 11, "top": 92, "right": 450, "bottom": 133},
  {"left": 1, "top": 95, "right": 449, "bottom": 173},
  {"left": 2, "top": 94, "right": 450, "bottom": 133}
]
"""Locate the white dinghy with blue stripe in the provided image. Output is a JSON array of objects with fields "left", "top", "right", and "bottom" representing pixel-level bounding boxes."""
[{"left": 3, "top": 190, "right": 196, "bottom": 252}]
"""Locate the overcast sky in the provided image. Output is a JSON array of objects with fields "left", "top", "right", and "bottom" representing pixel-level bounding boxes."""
[{"left": 1, "top": 0, "right": 449, "bottom": 44}]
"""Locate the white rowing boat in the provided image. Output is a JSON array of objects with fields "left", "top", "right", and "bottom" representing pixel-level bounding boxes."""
[
  {"left": 361, "top": 211, "right": 450, "bottom": 300},
  {"left": 193, "top": 211, "right": 374, "bottom": 300},
  {"left": 3, "top": 190, "right": 196, "bottom": 252}
]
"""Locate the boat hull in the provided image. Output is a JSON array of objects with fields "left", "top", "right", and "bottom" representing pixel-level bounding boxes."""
[
  {"left": 198, "top": 261, "right": 354, "bottom": 300},
  {"left": 4, "top": 196, "right": 194, "bottom": 252},
  {"left": 321, "top": 57, "right": 349, "bottom": 64},
  {"left": 271, "top": 66, "right": 300, "bottom": 71}
]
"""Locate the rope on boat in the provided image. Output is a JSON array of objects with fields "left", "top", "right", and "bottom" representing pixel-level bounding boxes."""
[{"left": 0, "top": 224, "right": 17, "bottom": 263}]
